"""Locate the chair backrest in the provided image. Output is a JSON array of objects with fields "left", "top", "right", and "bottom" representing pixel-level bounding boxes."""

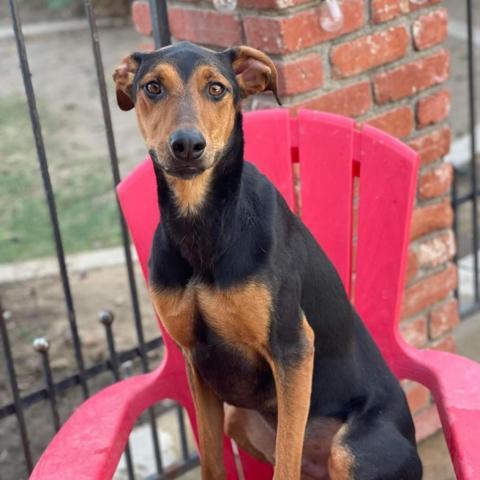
[{"left": 117, "top": 109, "right": 419, "bottom": 478}]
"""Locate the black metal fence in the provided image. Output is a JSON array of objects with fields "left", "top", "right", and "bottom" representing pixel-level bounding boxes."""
[
  {"left": 452, "top": 0, "right": 480, "bottom": 318},
  {"left": 1, "top": 1, "right": 199, "bottom": 478}
]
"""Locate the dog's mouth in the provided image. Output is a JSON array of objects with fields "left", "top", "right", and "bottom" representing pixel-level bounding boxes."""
[
  {"left": 149, "top": 149, "right": 207, "bottom": 179},
  {"left": 164, "top": 164, "right": 206, "bottom": 179}
]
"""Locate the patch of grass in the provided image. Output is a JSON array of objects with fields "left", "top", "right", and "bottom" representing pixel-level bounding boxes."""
[{"left": 0, "top": 96, "right": 121, "bottom": 263}]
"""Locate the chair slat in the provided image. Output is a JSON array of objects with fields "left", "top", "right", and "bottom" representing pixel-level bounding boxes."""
[
  {"left": 297, "top": 110, "right": 354, "bottom": 293},
  {"left": 354, "top": 125, "right": 419, "bottom": 370},
  {"left": 243, "top": 109, "right": 295, "bottom": 211},
  {"left": 117, "top": 158, "right": 158, "bottom": 280}
]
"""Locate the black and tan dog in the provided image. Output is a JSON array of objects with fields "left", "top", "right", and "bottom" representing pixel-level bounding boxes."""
[{"left": 113, "top": 42, "right": 422, "bottom": 480}]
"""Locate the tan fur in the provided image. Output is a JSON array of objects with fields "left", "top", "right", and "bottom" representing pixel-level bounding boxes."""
[
  {"left": 197, "top": 282, "right": 271, "bottom": 348},
  {"left": 328, "top": 425, "right": 355, "bottom": 480},
  {"left": 150, "top": 281, "right": 271, "bottom": 351},
  {"left": 267, "top": 315, "right": 315, "bottom": 480},
  {"left": 113, "top": 55, "right": 139, "bottom": 111},
  {"left": 149, "top": 286, "right": 196, "bottom": 347},
  {"left": 186, "top": 360, "right": 226, "bottom": 480},
  {"left": 191, "top": 65, "right": 236, "bottom": 155},
  {"left": 135, "top": 63, "right": 185, "bottom": 157},
  {"left": 232, "top": 46, "right": 279, "bottom": 100},
  {"left": 165, "top": 169, "right": 213, "bottom": 216}
]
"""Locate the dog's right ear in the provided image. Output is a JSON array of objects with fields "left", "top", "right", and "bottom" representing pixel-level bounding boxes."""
[{"left": 113, "top": 54, "right": 139, "bottom": 111}]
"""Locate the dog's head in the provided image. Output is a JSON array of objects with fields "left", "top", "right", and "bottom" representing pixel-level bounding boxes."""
[{"left": 113, "top": 42, "right": 279, "bottom": 179}]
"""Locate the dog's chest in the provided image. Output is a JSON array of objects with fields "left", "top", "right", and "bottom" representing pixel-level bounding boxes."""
[
  {"left": 150, "top": 280, "right": 272, "bottom": 349},
  {"left": 150, "top": 281, "right": 275, "bottom": 407}
]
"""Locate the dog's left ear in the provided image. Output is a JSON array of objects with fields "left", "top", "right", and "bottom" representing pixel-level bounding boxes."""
[
  {"left": 228, "top": 46, "right": 281, "bottom": 106},
  {"left": 113, "top": 54, "right": 140, "bottom": 111}
]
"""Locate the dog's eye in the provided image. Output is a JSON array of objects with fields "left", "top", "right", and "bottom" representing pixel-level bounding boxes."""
[
  {"left": 144, "top": 81, "right": 163, "bottom": 96},
  {"left": 208, "top": 82, "right": 226, "bottom": 98}
]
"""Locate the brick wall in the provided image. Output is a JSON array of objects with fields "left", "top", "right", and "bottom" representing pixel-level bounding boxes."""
[{"left": 131, "top": 0, "right": 456, "bottom": 441}]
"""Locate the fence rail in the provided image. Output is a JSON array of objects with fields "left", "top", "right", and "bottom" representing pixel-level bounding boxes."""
[{"left": 1, "top": 1, "right": 198, "bottom": 478}]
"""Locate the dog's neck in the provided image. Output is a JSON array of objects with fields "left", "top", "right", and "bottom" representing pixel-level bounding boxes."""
[{"left": 153, "top": 113, "right": 245, "bottom": 278}]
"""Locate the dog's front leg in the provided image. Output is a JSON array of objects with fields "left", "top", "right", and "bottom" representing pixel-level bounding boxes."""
[
  {"left": 268, "top": 316, "right": 315, "bottom": 480},
  {"left": 185, "top": 358, "right": 226, "bottom": 480}
]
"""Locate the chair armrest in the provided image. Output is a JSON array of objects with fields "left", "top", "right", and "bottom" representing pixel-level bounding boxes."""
[
  {"left": 30, "top": 365, "right": 189, "bottom": 480},
  {"left": 30, "top": 361, "right": 241, "bottom": 479},
  {"left": 405, "top": 348, "right": 480, "bottom": 480}
]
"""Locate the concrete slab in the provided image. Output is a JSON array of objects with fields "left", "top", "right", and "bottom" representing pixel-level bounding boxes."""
[
  {"left": 419, "top": 431, "right": 455, "bottom": 480},
  {"left": 455, "top": 310, "right": 480, "bottom": 362}
]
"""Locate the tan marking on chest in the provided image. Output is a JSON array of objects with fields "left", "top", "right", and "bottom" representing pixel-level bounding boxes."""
[
  {"left": 150, "top": 282, "right": 272, "bottom": 351},
  {"left": 150, "top": 286, "right": 196, "bottom": 346},
  {"left": 196, "top": 282, "right": 272, "bottom": 349}
]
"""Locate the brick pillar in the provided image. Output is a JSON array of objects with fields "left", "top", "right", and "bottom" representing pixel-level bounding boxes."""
[{"left": 132, "top": 0, "right": 455, "bottom": 441}]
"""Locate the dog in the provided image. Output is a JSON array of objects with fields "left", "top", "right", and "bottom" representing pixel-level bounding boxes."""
[{"left": 113, "top": 41, "right": 423, "bottom": 480}]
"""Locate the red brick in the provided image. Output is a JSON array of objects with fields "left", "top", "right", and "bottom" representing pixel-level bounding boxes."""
[
  {"left": 409, "top": 0, "right": 442, "bottom": 12},
  {"left": 413, "top": 9, "right": 448, "bottom": 50},
  {"left": 409, "top": 126, "right": 451, "bottom": 165},
  {"left": 417, "top": 230, "right": 456, "bottom": 269},
  {"left": 365, "top": 106, "right": 414, "bottom": 138},
  {"left": 407, "top": 249, "right": 419, "bottom": 284},
  {"left": 374, "top": 50, "right": 450, "bottom": 104},
  {"left": 410, "top": 198, "right": 453, "bottom": 240},
  {"left": 238, "top": 0, "right": 310, "bottom": 8},
  {"left": 401, "top": 264, "right": 457, "bottom": 318},
  {"left": 331, "top": 26, "right": 409, "bottom": 78},
  {"left": 131, "top": 0, "right": 153, "bottom": 36},
  {"left": 404, "top": 382, "right": 431, "bottom": 413},
  {"left": 430, "top": 299, "right": 460, "bottom": 339},
  {"left": 432, "top": 334, "right": 457, "bottom": 353},
  {"left": 276, "top": 54, "right": 323, "bottom": 97},
  {"left": 372, "top": 0, "right": 441, "bottom": 24},
  {"left": 244, "top": 0, "right": 365, "bottom": 54},
  {"left": 371, "top": 0, "right": 407, "bottom": 23},
  {"left": 401, "top": 316, "right": 428, "bottom": 347},
  {"left": 414, "top": 404, "right": 442, "bottom": 442},
  {"left": 419, "top": 163, "right": 453, "bottom": 199},
  {"left": 417, "top": 90, "right": 451, "bottom": 128},
  {"left": 291, "top": 81, "right": 372, "bottom": 118},
  {"left": 168, "top": 8, "right": 242, "bottom": 47}
]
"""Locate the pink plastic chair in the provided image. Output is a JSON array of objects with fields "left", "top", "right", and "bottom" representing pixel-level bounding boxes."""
[{"left": 30, "top": 109, "right": 480, "bottom": 480}]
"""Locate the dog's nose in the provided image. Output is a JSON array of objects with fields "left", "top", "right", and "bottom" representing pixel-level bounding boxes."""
[{"left": 169, "top": 129, "right": 206, "bottom": 162}]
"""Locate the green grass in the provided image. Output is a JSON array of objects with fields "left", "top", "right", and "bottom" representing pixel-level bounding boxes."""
[{"left": 0, "top": 96, "right": 121, "bottom": 263}]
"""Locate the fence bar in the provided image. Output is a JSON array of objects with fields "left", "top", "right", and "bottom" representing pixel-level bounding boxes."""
[
  {"left": 7, "top": 0, "right": 89, "bottom": 398},
  {"left": 145, "top": 455, "right": 200, "bottom": 480},
  {"left": 177, "top": 405, "right": 190, "bottom": 462},
  {"left": 33, "top": 338, "right": 61, "bottom": 432},
  {"left": 0, "top": 307, "right": 34, "bottom": 473},
  {"left": 99, "top": 311, "right": 136, "bottom": 480},
  {"left": 82, "top": 1, "right": 163, "bottom": 473},
  {"left": 452, "top": 170, "right": 460, "bottom": 302},
  {"left": 149, "top": 0, "right": 171, "bottom": 48},
  {"left": 466, "top": 0, "right": 479, "bottom": 303}
]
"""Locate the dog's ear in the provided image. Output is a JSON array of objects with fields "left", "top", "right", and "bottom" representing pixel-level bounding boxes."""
[
  {"left": 227, "top": 46, "right": 281, "bottom": 105},
  {"left": 113, "top": 54, "right": 140, "bottom": 111}
]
